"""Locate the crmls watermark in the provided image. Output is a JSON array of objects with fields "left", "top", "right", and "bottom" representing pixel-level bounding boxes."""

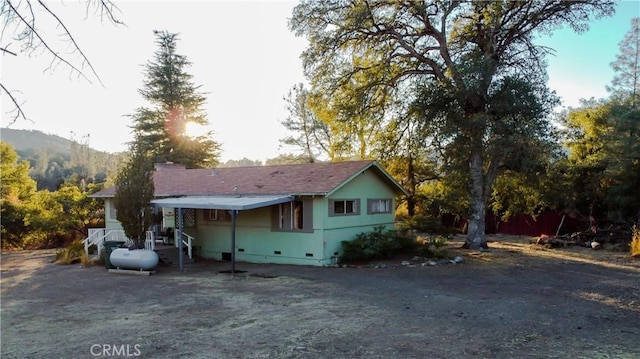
[{"left": 90, "top": 344, "right": 141, "bottom": 357}]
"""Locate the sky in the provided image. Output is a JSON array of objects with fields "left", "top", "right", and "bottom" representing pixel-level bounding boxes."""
[{"left": 1, "top": 1, "right": 639, "bottom": 162}]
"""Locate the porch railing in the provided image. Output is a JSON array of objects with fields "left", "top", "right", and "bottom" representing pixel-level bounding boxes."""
[
  {"left": 180, "top": 232, "right": 194, "bottom": 260},
  {"left": 145, "top": 231, "right": 155, "bottom": 251},
  {"left": 83, "top": 229, "right": 154, "bottom": 256}
]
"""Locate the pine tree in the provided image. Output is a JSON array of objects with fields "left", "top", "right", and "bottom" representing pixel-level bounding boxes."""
[
  {"left": 609, "top": 17, "right": 639, "bottom": 108},
  {"left": 130, "top": 30, "right": 221, "bottom": 168}
]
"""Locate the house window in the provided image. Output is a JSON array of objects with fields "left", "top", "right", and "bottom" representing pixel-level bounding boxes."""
[
  {"left": 207, "top": 209, "right": 231, "bottom": 221},
  {"left": 329, "top": 199, "right": 360, "bottom": 216},
  {"left": 271, "top": 199, "right": 313, "bottom": 232},
  {"left": 280, "top": 201, "right": 303, "bottom": 230},
  {"left": 368, "top": 199, "right": 392, "bottom": 214}
]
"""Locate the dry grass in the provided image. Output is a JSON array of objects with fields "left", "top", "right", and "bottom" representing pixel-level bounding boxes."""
[
  {"left": 631, "top": 225, "right": 640, "bottom": 257},
  {"left": 448, "top": 234, "right": 640, "bottom": 271},
  {"left": 54, "top": 241, "right": 84, "bottom": 265},
  {"left": 80, "top": 251, "right": 95, "bottom": 267}
]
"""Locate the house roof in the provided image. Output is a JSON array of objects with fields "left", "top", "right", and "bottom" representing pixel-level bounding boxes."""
[{"left": 91, "top": 160, "right": 408, "bottom": 198}]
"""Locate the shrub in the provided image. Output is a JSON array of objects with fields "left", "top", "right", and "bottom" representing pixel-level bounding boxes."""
[
  {"left": 341, "top": 226, "right": 413, "bottom": 262},
  {"left": 631, "top": 225, "right": 640, "bottom": 257},
  {"left": 54, "top": 241, "right": 85, "bottom": 265},
  {"left": 418, "top": 235, "right": 450, "bottom": 259},
  {"left": 80, "top": 251, "right": 95, "bottom": 267}
]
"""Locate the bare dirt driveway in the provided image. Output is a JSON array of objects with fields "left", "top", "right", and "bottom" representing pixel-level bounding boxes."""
[{"left": 1, "top": 235, "right": 639, "bottom": 359}]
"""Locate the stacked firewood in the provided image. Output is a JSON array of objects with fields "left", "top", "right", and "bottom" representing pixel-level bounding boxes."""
[{"left": 531, "top": 221, "right": 633, "bottom": 251}]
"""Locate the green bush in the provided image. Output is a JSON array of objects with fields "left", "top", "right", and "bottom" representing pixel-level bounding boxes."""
[
  {"left": 54, "top": 241, "right": 85, "bottom": 265},
  {"left": 341, "top": 226, "right": 414, "bottom": 262},
  {"left": 418, "top": 235, "right": 450, "bottom": 259}
]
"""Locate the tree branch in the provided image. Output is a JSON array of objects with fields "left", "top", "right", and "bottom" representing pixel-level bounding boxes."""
[
  {"left": 6, "top": 0, "right": 93, "bottom": 84},
  {"left": 2, "top": 0, "right": 123, "bottom": 122},
  {"left": 0, "top": 82, "right": 29, "bottom": 124},
  {"left": 37, "top": 0, "right": 104, "bottom": 86}
]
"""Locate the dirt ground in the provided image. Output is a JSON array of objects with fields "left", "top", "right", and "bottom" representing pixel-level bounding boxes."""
[{"left": 1, "top": 235, "right": 639, "bottom": 359}]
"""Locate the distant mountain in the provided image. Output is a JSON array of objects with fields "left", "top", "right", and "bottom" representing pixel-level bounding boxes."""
[{"left": 1, "top": 128, "right": 77, "bottom": 154}]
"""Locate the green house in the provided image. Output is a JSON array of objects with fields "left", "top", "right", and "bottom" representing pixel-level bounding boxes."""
[{"left": 91, "top": 160, "right": 408, "bottom": 267}]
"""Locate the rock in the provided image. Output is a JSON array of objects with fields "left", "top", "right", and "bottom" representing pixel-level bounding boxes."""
[
  {"left": 591, "top": 241, "right": 602, "bottom": 249},
  {"left": 412, "top": 256, "right": 424, "bottom": 262},
  {"left": 427, "top": 261, "right": 437, "bottom": 266},
  {"left": 453, "top": 256, "right": 464, "bottom": 264},
  {"left": 401, "top": 261, "right": 411, "bottom": 266}
]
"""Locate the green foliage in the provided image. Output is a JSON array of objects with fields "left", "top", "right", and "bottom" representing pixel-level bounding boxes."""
[
  {"left": 397, "top": 214, "right": 455, "bottom": 235},
  {"left": 418, "top": 235, "right": 450, "bottom": 260},
  {"left": 3, "top": 128, "right": 124, "bottom": 191},
  {"left": 114, "top": 148, "right": 155, "bottom": 248},
  {"left": 130, "top": 30, "right": 221, "bottom": 169},
  {"left": 1, "top": 142, "right": 38, "bottom": 248},
  {"left": 561, "top": 97, "right": 640, "bottom": 222},
  {"left": 290, "top": 1, "right": 614, "bottom": 249},
  {"left": 340, "top": 226, "right": 414, "bottom": 262},
  {"left": 1, "top": 141, "right": 108, "bottom": 250},
  {"left": 220, "top": 158, "right": 263, "bottom": 167},
  {"left": 608, "top": 17, "right": 639, "bottom": 107},
  {"left": 264, "top": 153, "right": 314, "bottom": 165},
  {"left": 54, "top": 241, "right": 85, "bottom": 265},
  {"left": 490, "top": 170, "right": 552, "bottom": 221},
  {"left": 280, "top": 83, "right": 333, "bottom": 162}
]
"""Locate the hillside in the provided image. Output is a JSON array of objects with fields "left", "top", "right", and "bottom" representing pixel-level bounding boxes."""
[
  {"left": 1, "top": 128, "right": 126, "bottom": 191},
  {"left": 1, "top": 128, "right": 77, "bottom": 154}
]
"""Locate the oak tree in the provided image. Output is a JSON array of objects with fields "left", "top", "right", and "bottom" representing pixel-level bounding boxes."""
[{"left": 290, "top": 0, "right": 614, "bottom": 249}]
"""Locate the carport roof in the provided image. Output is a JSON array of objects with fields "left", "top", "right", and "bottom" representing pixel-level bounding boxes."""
[{"left": 151, "top": 195, "right": 293, "bottom": 211}]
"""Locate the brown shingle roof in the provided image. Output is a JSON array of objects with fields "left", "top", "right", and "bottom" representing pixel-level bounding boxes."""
[{"left": 91, "top": 160, "right": 404, "bottom": 198}]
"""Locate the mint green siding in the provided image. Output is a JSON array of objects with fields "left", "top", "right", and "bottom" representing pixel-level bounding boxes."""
[
  {"left": 322, "top": 169, "right": 398, "bottom": 263},
  {"left": 104, "top": 199, "right": 124, "bottom": 231},
  {"left": 189, "top": 168, "right": 398, "bottom": 266},
  {"left": 101, "top": 166, "right": 402, "bottom": 266},
  {"left": 191, "top": 199, "right": 325, "bottom": 266}
]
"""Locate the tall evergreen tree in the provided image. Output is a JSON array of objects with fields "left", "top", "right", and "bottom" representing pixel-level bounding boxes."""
[
  {"left": 130, "top": 30, "right": 221, "bottom": 168},
  {"left": 113, "top": 143, "right": 155, "bottom": 248},
  {"left": 605, "top": 18, "right": 640, "bottom": 223},
  {"left": 608, "top": 17, "right": 640, "bottom": 108}
]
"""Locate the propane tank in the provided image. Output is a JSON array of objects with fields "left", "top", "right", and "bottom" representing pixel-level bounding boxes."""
[{"left": 110, "top": 248, "right": 159, "bottom": 270}]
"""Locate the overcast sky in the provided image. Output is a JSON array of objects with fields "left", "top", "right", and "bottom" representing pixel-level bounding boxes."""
[{"left": 2, "top": 1, "right": 639, "bottom": 162}]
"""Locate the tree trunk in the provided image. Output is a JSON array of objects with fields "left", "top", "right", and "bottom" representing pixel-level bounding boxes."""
[
  {"left": 464, "top": 151, "right": 488, "bottom": 249},
  {"left": 407, "top": 153, "right": 416, "bottom": 217}
]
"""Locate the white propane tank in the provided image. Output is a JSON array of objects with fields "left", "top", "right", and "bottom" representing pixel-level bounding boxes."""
[{"left": 110, "top": 248, "right": 159, "bottom": 271}]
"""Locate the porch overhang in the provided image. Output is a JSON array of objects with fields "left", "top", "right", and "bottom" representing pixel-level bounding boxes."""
[{"left": 150, "top": 195, "right": 294, "bottom": 211}]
